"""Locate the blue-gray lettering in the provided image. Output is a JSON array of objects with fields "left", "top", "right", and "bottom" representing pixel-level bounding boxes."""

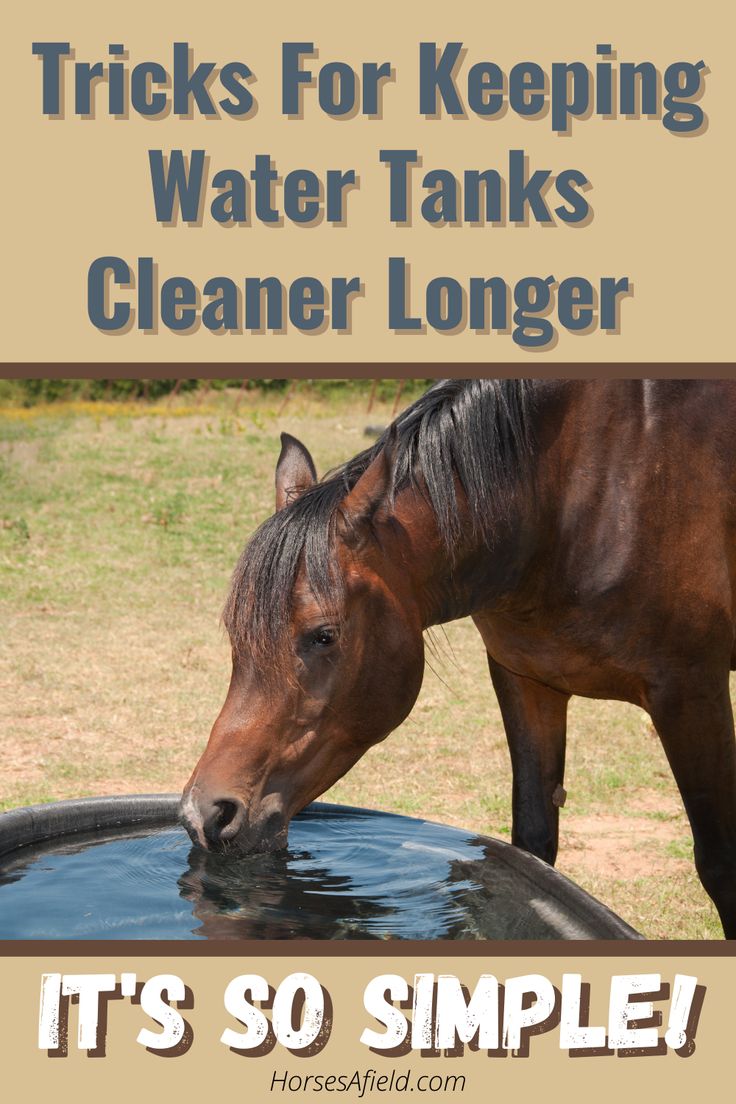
[
  {"left": 284, "top": 170, "right": 320, "bottom": 223},
  {"left": 289, "top": 278, "right": 325, "bottom": 330},
  {"left": 75, "top": 62, "right": 103, "bottom": 116},
  {"left": 464, "top": 170, "right": 502, "bottom": 222},
  {"left": 421, "top": 170, "right": 457, "bottom": 224},
  {"left": 509, "top": 63, "right": 546, "bottom": 116},
  {"left": 211, "top": 171, "right": 246, "bottom": 223},
  {"left": 663, "top": 61, "right": 706, "bottom": 133},
  {"left": 467, "top": 62, "right": 504, "bottom": 116},
  {"left": 388, "top": 257, "right": 422, "bottom": 330},
  {"left": 202, "top": 278, "right": 239, "bottom": 330},
  {"left": 161, "top": 277, "right": 197, "bottom": 330},
  {"left": 173, "top": 42, "right": 216, "bottom": 116},
  {"left": 550, "top": 62, "right": 589, "bottom": 133},
  {"left": 554, "top": 170, "right": 590, "bottom": 223},
  {"left": 600, "top": 277, "right": 630, "bottom": 329},
  {"left": 419, "top": 42, "right": 464, "bottom": 115},
  {"left": 509, "top": 150, "right": 552, "bottom": 223},
  {"left": 362, "top": 62, "right": 392, "bottom": 114},
  {"left": 219, "top": 62, "right": 254, "bottom": 116},
  {"left": 379, "top": 150, "right": 418, "bottom": 223},
  {"left": 426, "top": 277, "right": 463, "bottom": 331},
  {"left": 31, "top": 42, "right": 71, "bottom": 115},
  {"left": 148, "top": 150, "right": 206, "bottom": 223},
  {"left": 318, "top": 62, "right": 355, "bottom": 116},
  {"left": 620, "top": 62, "right": 658, "bottom": 116},
  {"left": 87, "top": 256, "right": 131, "bottom": 331},
  {"left": 558, "top": 277, "right": 594, "bottom": 330},
  {"left": 325, "top": 170, "right": 356, "bottom": 222},
  {"left": 108, "top": 45, "right": 126, "bottom": 115},
  {"left": 282, "top": 43, "right": 314, "bottom": 115},
  {"left": 131, "top": 63, "right": 168, "bottom": 116},
  {"left": 245, "top": 276, "right": 284, "bottom": 330},
  {"left": 512, "top": 276, "right": 555, "bottom": 348},
  {"left": 331, "top": 277, "right": 361, "bottom": 330},
  {"left": 138, "top": 257, "right": 154, "bottom": 330},
  {"left": 250, "top": 156, "right": 279, "bottom": 223},
  {"left": 469, "top": 277, "right": 508, "bottom": 331}
]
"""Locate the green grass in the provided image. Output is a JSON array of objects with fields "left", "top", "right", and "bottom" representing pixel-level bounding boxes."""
[{"left": 0, "top": 388, "right": 726, "bottom": 939}]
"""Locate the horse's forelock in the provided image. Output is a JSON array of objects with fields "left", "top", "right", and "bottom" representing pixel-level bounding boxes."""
[{"left": 222, "top": 475, "right": 355, "bottom": 680}]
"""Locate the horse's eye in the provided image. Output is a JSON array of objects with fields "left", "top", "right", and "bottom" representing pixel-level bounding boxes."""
[{"left": 310, "top": 627, "right": 337, "bottom": 649}]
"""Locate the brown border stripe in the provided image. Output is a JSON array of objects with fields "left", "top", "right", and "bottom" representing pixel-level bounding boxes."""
[
  {"left": 0, "top": 363, "right": 735, "bottom": 381},
  {"left": 1, "top": 939, "right": 733, "bottom": 956}
]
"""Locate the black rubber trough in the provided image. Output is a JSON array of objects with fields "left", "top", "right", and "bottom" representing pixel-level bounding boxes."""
[{"left": 0, "top": 794, "right": 641, "bottom": 941}]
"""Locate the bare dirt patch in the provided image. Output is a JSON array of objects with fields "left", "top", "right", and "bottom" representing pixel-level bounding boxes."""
[{"left": 560, "top": 792, "right": 689, "bottom": 880}]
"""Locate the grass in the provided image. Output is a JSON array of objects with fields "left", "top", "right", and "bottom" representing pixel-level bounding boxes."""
[{"left": 0, "top": 387, "right": 726, "bottom": 939}]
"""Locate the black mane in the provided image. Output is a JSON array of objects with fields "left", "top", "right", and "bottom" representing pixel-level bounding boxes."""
[{"left": 223, "top": 379, "right": 533, "bottom": 673}]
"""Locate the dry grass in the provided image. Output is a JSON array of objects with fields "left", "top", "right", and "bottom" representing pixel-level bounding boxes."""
[{"left": 0, "top": 389, "right": 725, "bottom": 938}]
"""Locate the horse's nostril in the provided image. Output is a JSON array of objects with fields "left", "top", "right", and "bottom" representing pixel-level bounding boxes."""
[
  {"left": 203, "top": 798, "right": 246, "bottom": 847},
  {"left": 216, "top": 799, "right": 244, "bottom": 839}
]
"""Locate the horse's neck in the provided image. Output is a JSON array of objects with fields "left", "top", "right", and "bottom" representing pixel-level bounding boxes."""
[{"left": 384, "top": 481, "right": 533, "bottom": 629}]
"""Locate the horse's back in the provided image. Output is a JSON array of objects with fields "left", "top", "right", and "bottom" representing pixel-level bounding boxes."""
[{"left": 548, "top": 380, "right": 736, "bottom": 536}]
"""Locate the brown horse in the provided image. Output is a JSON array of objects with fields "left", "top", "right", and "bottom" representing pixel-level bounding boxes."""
[{"left": 181, "top": 379, "right": 736, "bottom": 937}]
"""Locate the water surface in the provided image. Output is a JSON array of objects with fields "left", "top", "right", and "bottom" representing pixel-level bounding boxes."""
[{"left": 0, "top": 806, "right": 622, "bottom": 939}]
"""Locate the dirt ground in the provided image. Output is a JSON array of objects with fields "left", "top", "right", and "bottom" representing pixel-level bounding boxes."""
[{"left": 562, "top": 795, "right": 687, "bottom": 879}]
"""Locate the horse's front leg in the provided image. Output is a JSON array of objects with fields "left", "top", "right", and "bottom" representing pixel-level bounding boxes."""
[
  {"left": 486, "top": 655, "right": 570, "bottom": 866},
  {"left": 648, "top": 674, "right": 736, "bottom": 938}
]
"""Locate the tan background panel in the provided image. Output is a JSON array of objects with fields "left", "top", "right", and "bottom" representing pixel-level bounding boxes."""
[
  {"left": 0, "top": 952, "right": 732, "bottom": 1102},
  {"left": 1, "top": 0, "right": 732, "bottom": 362}
]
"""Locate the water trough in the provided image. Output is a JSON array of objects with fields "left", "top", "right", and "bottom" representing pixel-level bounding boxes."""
[{"left": 0, "top": 795, "right": 641, "bottom": 940}]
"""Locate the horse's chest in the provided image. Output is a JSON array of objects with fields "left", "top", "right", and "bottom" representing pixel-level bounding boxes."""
[{"left": 473, "top": 608, "right": 647, "bottom": 704}]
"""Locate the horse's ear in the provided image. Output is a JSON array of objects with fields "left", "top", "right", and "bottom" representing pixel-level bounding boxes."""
[
  {"left": 340, "top": 427, "right": 398, "bottom": 538},
  {"left": 275, "top": 433, "right": 317, "bottom": 511}
]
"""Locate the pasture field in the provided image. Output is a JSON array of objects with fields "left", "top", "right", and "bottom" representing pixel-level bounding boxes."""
[{"left": 0, "top": 385, "right": 724, "bottom": 938}]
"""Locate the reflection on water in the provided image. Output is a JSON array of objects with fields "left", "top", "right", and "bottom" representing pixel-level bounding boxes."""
[{"left": 0, "top": 806, "right": 632, "bottom": 940}]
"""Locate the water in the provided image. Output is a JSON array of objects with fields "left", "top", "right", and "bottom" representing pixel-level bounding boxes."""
[{"left": 0, "top": 806, "right": 625, "bottom": 939}]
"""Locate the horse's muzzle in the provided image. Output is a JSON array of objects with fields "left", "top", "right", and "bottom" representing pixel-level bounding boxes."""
[{"left": 179, "top": 789, "right": 288, "bottom": 855}]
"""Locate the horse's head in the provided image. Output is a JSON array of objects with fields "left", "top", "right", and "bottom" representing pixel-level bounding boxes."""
[{"left": 180, "top": 433, "right": 426, "bottom": 854}]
